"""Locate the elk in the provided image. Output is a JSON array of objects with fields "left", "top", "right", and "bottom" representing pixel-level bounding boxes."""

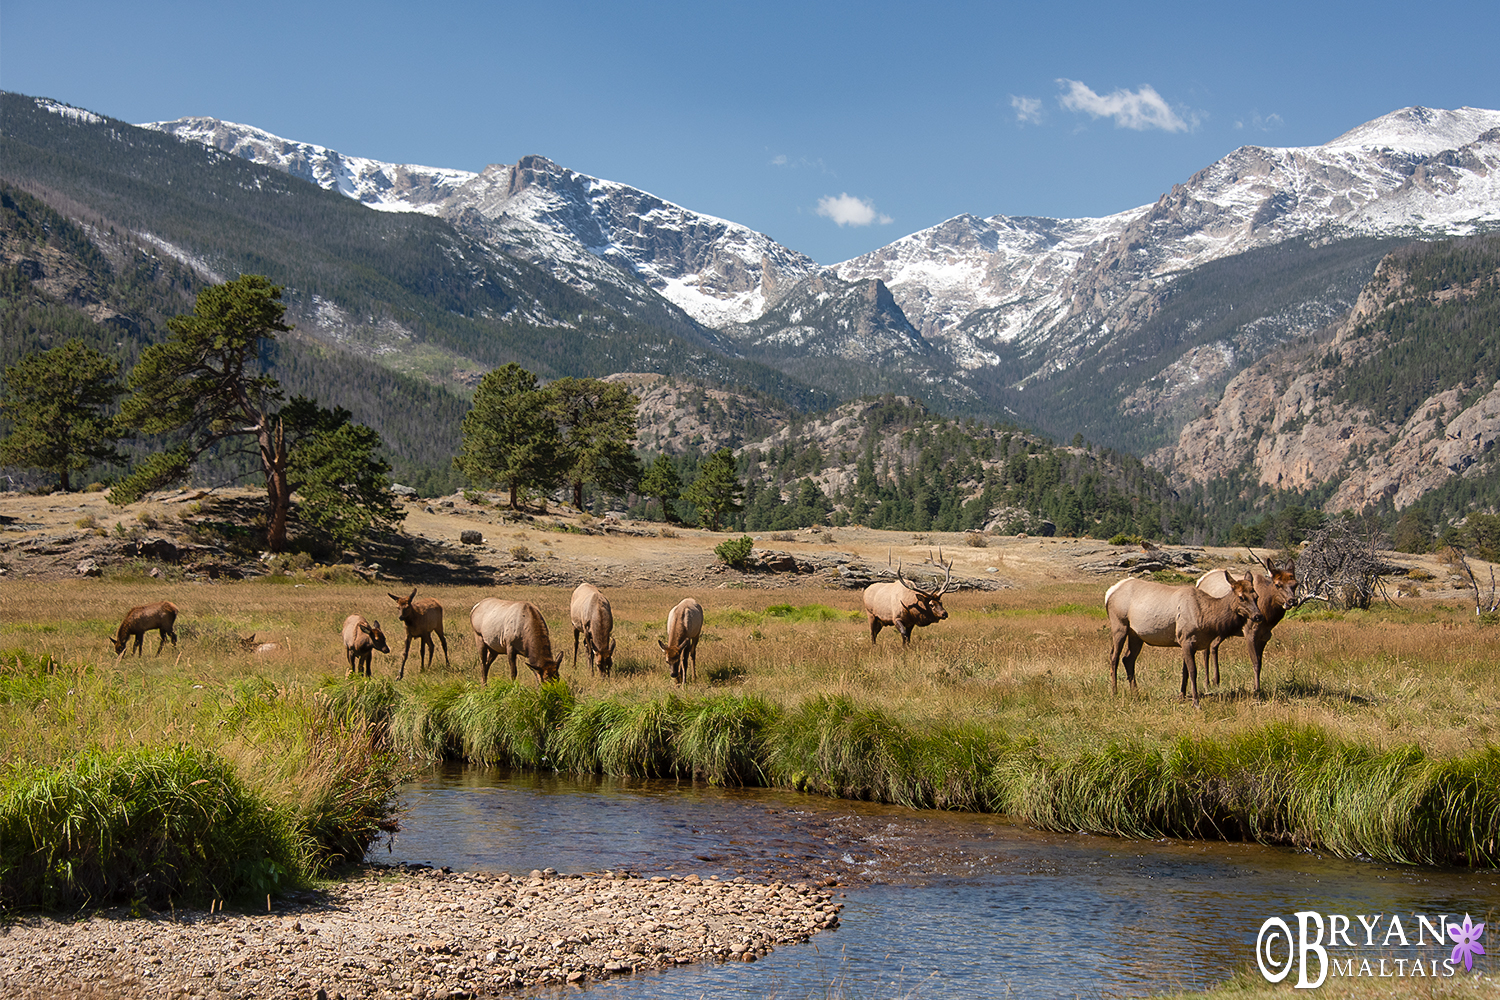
[
  {"left": 658, "top": 597, "right": 703, "bottom": 683},
  {"left": 110, "top": 601, "right": 178, "bottom": 657},
  {"left": 238, "top": 634, "right": 283, "bottom": 655},
  {"left": 863, "top": 558, "right": 952, "bottom": 645},
  {"left": 388, "top": 588, "right": 450, "bottom": 680},
  {"left": 1105, "top": 570, "right": 1265, "bottom": 706},
  {"left": 342, "top": 614, "right": 390, "bottom": 677},
  {"left": 1196, "top": 559, "right": 1299, "bottom": 694},
  {"left": 570, "top": 583, "right": 616, "bottom": 676},
  {"left": 470, "top": 598, "right": 564, "bottom": 685}
]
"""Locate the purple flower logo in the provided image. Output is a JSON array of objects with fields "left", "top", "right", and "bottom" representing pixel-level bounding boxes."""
[{"left": 1448, "top": 914, "right": 1486, "bottom": 972}]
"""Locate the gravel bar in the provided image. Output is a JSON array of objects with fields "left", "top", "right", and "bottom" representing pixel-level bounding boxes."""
[{"left": 0, "top": 864, "right": 843, "bottom": 999}]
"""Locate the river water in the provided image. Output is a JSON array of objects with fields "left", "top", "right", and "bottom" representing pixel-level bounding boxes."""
[{"left": 382, "top": 767, "right": 1499, "bottom": 998}]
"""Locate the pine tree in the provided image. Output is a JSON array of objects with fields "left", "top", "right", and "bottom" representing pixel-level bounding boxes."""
[
  {"left": 109, "top": 275, "right": 296, "bottom": 550},
  {"left": 682, "top": 448, "right": 744, "bottom": 531},
  {"left": 546, "top": 376, "right": 641, "bottom": 509},
  {"left": 0, "top": 339, "right": 123, "bottom": 491},
  {"left": 454, "top": 363, "right": 564, "bottom": 510},
  {"left": 638, "top": 454, "right": 683, "bottom": 522},
  {"left": 282, "top": 397, "right": 406, "bottom": 553}
]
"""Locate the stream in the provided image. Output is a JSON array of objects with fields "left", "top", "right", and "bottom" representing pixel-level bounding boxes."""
[{"left": 380, "top": 766, "right": 1498, "bottom": 998}]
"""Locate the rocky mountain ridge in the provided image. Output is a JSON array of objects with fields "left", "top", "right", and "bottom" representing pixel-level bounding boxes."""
[{"left": 1153, "top": 234, "right": 1500, "bottom": 513}]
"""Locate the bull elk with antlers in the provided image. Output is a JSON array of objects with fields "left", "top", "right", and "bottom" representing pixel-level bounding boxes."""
[{"left": 863, "top": 555, "right": 953, "bottom": 646}]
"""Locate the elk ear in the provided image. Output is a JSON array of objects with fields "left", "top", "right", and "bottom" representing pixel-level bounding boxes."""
[
  {"left": 607, "top": 638, "right": 617, "bottom": 655},
  {"left": 406, "top": 589, "right": 417, "bottom": 603},
  {"left": 657, "top": 639, "right": 668, "bottom": 652},
  {"left": 372, "top": 620, "right": 382, "bottom": 631},
  {"left": 388, "top": 592, "right": 402, "bottom": 603}
]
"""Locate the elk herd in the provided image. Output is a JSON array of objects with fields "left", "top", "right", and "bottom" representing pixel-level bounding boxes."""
[{"left": 103, "top": 551, "right": 1299, "bottom": 705}]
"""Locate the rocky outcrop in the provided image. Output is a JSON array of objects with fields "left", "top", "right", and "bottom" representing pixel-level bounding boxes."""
[{"left": 1153, "top": 250, "right": 1500, "bottom": 512}]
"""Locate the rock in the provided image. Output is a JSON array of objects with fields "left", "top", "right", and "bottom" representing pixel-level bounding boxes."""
[
  {"left": 391, "top": 484, "right": 417, "bottom": 497},
  {"left": 75, "top": 558, "right": 100, "bottom": 577},
  {"left": 460, "top": 530, "right": 484, "bottom": 545}
]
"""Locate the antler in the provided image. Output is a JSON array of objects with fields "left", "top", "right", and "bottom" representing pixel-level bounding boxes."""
[{"left": 898, "top": 552, "right": 953, "bottom": 597}]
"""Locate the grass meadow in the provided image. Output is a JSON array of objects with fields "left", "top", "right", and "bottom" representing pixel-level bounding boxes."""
[{"left": 3, "top": 575, "right": 1499, "bottom": 919}]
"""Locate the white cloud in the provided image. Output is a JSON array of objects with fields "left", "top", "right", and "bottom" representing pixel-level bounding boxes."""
[
  {"left": 1234, "top": 111, "right": 1283, "bottom": 132},
  {"left": 771, "top": 153, "right": 789, "bottom": 166},
  {"left": 816, "top": 193, "right": 892, "bottom": 227},
  {"left": 1056, "top": 79, "right": 1194, "bottom": 132},
  {"left": 1011, "top": 95, "right": 1044, "bottom": 125}
]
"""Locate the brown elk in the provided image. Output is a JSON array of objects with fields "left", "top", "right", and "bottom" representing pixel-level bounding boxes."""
[
  {"left": 110, "top": 601, "right": 178, "bottom": 657},
  {"left": 1105, "top": 571, "right": 1265, "bottom": 706},
  {"left": 470, "top": 598, "right": 564, "bottom": 685},
  {"left": 862, "top": 558, "right": 952, "bottom": 645},
  {"left": 658, "top": 597, "right": 703, "bottom": 683},
  {"left": 238, "top": 634, "right": 283, "bottom": 655},
  {"left": 342, "top": 614, "right": 390, "bottom": 677},
  {"left": 388, "top": 588, "right": 450, "bottom": 680},
  {"left": 1196, "top": 560, "right": 1299, "bottom": 694},
  {"left": 570, "top": 583, "right": 616, "bottom": 676}
]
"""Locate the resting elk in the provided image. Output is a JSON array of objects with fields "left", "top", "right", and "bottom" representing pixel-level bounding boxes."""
[
  {"left": 470, "top": 598, "right": 564, "bottom": 685},
  {"left": 863, "top": 557, "right": 952, "bottom": 646},
  {"left": 110, "top": 601, "right": 178, "bottom": 657},
  {"left": 238, "top": 634, "right": 283, "bottom": 655},
  {"left": 1105, "top": 570, "right": 1264, "bottom": 706},
  {"left": 658, "top": 597, "right": 702, "bottom": 683},
  {"left": 388, "top": 588, "right": 450, "bottom": 680},
  {"left": 570, "top": 583, "right": 616, "bottom": 676},
  {"left": 1196, "top": 559, "right": 1298, "bottom": 695},
  {"left": 342, "top": 614, "right": 390, "bottom": 677}
]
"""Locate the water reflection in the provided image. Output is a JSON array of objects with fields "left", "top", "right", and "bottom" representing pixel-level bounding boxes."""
[{"left": 381, "top": 767, "right": 1498, "bottom": 998}]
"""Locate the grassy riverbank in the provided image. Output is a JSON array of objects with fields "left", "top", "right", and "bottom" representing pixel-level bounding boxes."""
[{"left": 3, "top": 576, "right": 1499, "bottom": 910}]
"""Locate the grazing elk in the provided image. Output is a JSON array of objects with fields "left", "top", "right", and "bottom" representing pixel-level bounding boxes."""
[
  {"left": 238, "top": 634, "right": 283, "bottom": 655},
  {"left": 863, "top": 558, "right": 952, "bottom": 646},
  {"left": 388, "top": 588, "right": 450, "bottom": 680},
  {"left": 570, "top": 583, "right": 616, "bottom": 676},
  {"left": 1196, "top": 560, "right": 1299, "bottom": 695},
  {"left": 342, "top": 614, "right": 390, "bottom": 677},
  {"left": 658, "top": 597, "right": 703, "bottom": 683},
  {"left": 110, "top": 601, "right": 179, "bottom": 657},
  {"left": 470, "top": 598, "right": 564, "bottom": 685},
  {"left": 1105, "top": 570, "right": 1264, "bottom": 706}
]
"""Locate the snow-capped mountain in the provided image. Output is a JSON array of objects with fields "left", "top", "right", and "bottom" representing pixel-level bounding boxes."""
[
  {"left": 837, "top": 106, "right": 1500, "bottom": 381},
  {"left": 144, "top": 119, "right": 822, "bottom": 328},
  {"left": 141, "top": 105, "right": 1500, "bottom": 447}
]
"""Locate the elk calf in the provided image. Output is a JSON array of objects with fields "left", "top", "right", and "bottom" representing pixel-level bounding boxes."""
[
  {"left": 110, "top": 601, "right": 178, "bottom": 657},
  {"left": 1196, "top": 560, "right": 1298, "bottom": 694},
  {"left": 342, "top": 614, "right": 390, "bottom": 677},
  {"left": 470, "top": 598, "right": 564, "bottom": 685},
  {"left": 238, "top": 634, "right": 282, "bottom": 655},
  {"left": 570, "top": 583, "right": 617, "bottom": 676},
  {"left": 388, "top": 588, "right": 449, "bottom": 679},
  {"left": 659, "top": 597, "right": 703, "bottom": 683},
  {"left": 863, "top": 559, "right": 952, "bottom": 645},
  {"left": 1105, "top": 571, "right": 1264, "bottom": 706}
]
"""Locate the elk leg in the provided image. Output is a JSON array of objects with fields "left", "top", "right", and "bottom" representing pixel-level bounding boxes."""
[
  {"left": 154, "top": 629, "right": 168, "bottom": 656},
  {"left": 869, "top": 617, "right": 882, "bottom": 644},
  {"left": 1250, "top": 628, "right": 1269, "bottom": 696},
  {"left": 1206, "top": 635, "right": 1222, "bottom": 686},
  {"left": 399, "top": 635, "right": 413, "bottom": 680},
  {"left": 478, "top": 646, "right": 493, "bottom": 686},
  {"left": 1122, "top": 634, "right": 1143, "bottom": 694},
  {"left": 509, "top": 650, "right": 519, "bottom": 682},
  {"left": 1182, "top": 643, "right": 1201, "bottom": 706},
  {"left": 898, "top": 622, "right": 912, "bottom": 646},
  {"left": 436, "top": 629, "right": 450, "bottom": 668}
]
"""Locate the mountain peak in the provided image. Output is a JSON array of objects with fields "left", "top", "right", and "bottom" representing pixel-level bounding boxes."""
[{"left": 1323, "top": 105, "right": 1500, "bottom": 155}]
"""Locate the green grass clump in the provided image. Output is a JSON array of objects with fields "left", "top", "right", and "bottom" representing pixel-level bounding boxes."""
[{"left": 0, "top": 744, "right": 299, "bottom": 910}]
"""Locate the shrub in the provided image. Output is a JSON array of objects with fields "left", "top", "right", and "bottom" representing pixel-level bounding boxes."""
[
  {"left": 714, "top": 535, "right": 754, "bottom": 568},
  {"left": 510, "top": 545, "right": 534, "bottom": 563}
]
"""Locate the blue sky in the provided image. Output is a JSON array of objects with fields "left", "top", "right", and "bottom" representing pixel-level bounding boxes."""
[{"left": 4, "top": 0, "right": 1498, "bottom": 264}]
